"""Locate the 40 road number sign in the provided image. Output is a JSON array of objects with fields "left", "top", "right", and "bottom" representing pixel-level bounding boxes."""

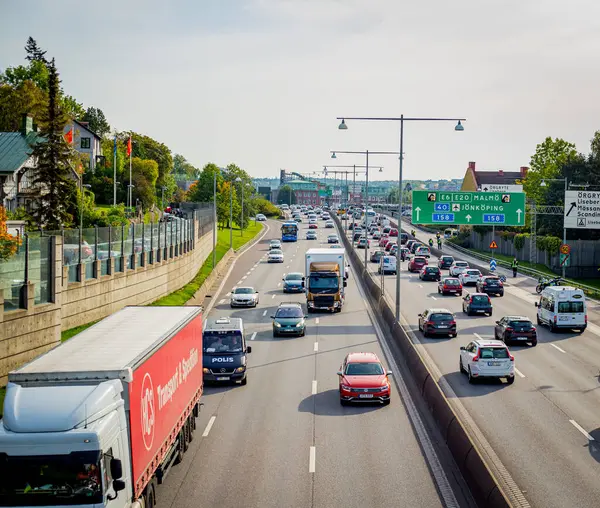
[{"left": 411, "top": 191, "right": 526, "bottom": 226}]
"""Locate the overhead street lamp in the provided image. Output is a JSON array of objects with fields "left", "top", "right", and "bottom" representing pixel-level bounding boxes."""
[
  {"left": 337, "top": 114, "right": 466, "bottom": 322},
  {"left": 231, "top": 177, "right": 242, "bottom": 248},
  {"left": 330, "top": 150, "right": 401, "bottom": 268},
  {"left": 540, "top": 177, "right": 569, "bottom": 278}
]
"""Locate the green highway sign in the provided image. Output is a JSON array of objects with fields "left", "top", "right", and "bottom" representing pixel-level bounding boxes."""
[{"left": 411, "top": 191, "right": 526, "bottom": 226}]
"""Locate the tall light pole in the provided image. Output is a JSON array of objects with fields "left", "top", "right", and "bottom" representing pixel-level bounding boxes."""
[
  {"left": 331, "top": 150, "right": 401, "bottom": 268},
  {"left": 541, "top": 177, "right": 568, "bottom": 278},
  {"left": 337, "top": 115, "right": 466, "bottom": 322},
  {"left": 322, "top": 165, "right": 377, "bottom": 206},
  {"left": 213, "top": 170, "right": 217, "bottom": 268}
]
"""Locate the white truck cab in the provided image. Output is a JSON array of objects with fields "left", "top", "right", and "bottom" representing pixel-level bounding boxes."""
[{"left": 535, "top": 286, "right": 587, "bottom": 332}]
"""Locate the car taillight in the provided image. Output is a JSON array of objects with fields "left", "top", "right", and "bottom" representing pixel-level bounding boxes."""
[
  {"left": 508, "top": 351, "right": 515, "bottom": 362},
  {"left": 531, "top": 326, "right": 536, "bottom": 332},
  {"left": 505, "top": 327, "right": 513, "bottom": 332},
  {"left": 427, "top": 321, "right": 435, "bottom": 326},
  {"left": 472, "top": 354, "right": 479, "bottom": 362},
  {"left": 553, "top": 315, "right": 557, "bottom": 324},
  {"left": 469, "top": 297, "right": 474, "bottom": 303},
  {"left": 585, "top": 315, "right": 588, "bottom": 323},
  {"left": 487, "top": 296, "right": 492, "bottom": 303},
  {"left": 449, "top": 320, "right": 456, "bottom": 326}
]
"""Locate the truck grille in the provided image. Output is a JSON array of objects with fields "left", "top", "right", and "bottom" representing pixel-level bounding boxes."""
[
  {"left": 314, "top": 296, "right": 334, "bottom": 308},
  {"left": 210, "top": 368, "right": 235, "bottom": 375}
]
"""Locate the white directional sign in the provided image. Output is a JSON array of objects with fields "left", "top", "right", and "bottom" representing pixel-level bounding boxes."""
[
  {"left": 480, "top": 184, "right": 523, "bottom": 193},
  {"left": 564, "top": 190, "right": 600, "bottom": 229}
]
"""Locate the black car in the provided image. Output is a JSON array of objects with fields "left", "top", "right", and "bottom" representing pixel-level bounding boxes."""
[
  {"left": 477, "top": 276, "right": 504, "bottom": 296},
  {"left": 438, "top": 255, "right": 455, "bottom": 269},
  {"left": 462, "top": 292, "right": 493, "bottom": 316},
  {"left": 419, "top": 266, "right": 441, "bottom": 281},
  {"left": 353, "top": 231, "right": 363, "bottom": 242},
  {"left": 418, "top": 308, "right": 457, "bottom": 338},
  {"left": 494, "top": 316, "right": 537, "bottom": 346},
  {"left": 400, "top": 232, "right": 409, "bottom": 245}
]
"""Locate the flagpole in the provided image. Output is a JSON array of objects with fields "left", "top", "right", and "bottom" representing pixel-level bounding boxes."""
[
  {"left": 113, "top": 135, "right": 117, "bottom": 207},
  {"left": 128, "top": 134, "right": 132, "bottom": 210}
]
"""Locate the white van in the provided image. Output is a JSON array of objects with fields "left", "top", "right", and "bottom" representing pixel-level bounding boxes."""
[
  {"left": 378, "top": 255, "right": 397, "bottom": 275},
  {"left": 535, "top": 286, "right": 587, "bottom": 332}
]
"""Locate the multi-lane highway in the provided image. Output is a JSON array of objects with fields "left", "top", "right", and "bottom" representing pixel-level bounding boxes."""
[
  {"left": 157, "top": 219, "right": 472, "bottom": 508},
  {"left": 350, "top": 215, "right": 600, "bottom": 508}
]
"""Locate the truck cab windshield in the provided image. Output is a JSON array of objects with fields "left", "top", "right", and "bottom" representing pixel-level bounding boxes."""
[
  {"left": 0, "top": 451, "right": 103, "bottom": 506},
  {"left": 203, "top": 332, "right": 243, "bottom": 353},
  {"left": 309, "top": 275, "right": 339, "bottom": 291}
]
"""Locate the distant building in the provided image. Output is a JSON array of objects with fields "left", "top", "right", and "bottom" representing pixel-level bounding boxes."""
[
  {"left": 286, "top": 179, "right": 319, "bottom": 206},
  {"left": 63, "top": 119, "right": 103, "bottom": 173},
  {"left": 461, "top": 161, "right": 528, "bottom": 192},
  {"left": 257, "top": 186, "right": 271, "bottom": 200}
]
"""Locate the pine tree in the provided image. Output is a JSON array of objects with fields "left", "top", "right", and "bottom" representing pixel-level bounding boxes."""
[
  {"left": 24, "top": 36, "right": 47, "bottom": 64},
  {"left": 30, "top": 58, "right": 77, "bottom": 230}
]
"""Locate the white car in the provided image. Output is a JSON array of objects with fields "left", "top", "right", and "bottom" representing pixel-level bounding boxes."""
[
  {"left": 268, "top": 249, "right": 284, "bottom": 263},
  {"left": 230, "top": 287, "right": 259, "bottom": 307},
  {"left": 372, "top": 230, "right": 382, "bottom": 239},
  {"left": 459, "top": 339, "right": 515, "bottom": 384},
  {"left": 449, "top": 261, "right": 469, "bottom": 277},
  {"left": 325, "top": 220, "right": 334, "bottom": 228},
  {"left": 415, "top": 246, "right": 431, "bottom": 258},
  {"left": 308, "top": 219, "right": 317, "bottom": 225},
  {"left": 256, "top": 214, "right": 267, "bottom": 221},
  {"left": 459, "top": 269, "right": 482, "bottom": 286}
]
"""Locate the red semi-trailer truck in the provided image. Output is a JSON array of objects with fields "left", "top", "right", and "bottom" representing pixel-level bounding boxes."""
[{"left": 0, "top": 306, "right": 203, "bottom": 508}]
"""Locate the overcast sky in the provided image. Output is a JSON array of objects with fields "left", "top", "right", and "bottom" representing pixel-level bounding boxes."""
[{"left": 2, "top": 0, "right": 600, "bottom": 181}]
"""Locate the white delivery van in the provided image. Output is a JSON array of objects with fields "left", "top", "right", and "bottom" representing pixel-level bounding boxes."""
[{"left": 535, "top": 286, "right": 587, "bottom": 332}]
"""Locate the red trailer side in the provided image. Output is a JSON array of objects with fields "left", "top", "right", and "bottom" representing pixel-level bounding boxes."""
[{"left": 128, "top": 314, "right": 203, "bottom": 499}]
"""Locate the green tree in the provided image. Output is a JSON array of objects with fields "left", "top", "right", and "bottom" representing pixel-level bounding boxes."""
[
  {"left": 30, "top": 58, "right": 78, "bottom": 229},
  {"left": 277, "top": 185, "right": 296, "bottom": 205},
  {"left": 523, "top": 137, "right": 578, "bottom": 204},
  {"left": 0, "top": 80, "right": 47, "bottom": 131},
  {"left": 173, "top": 153, "right": 199, "bottom": 179},
  {"left": 0, "top": 59, "right": 49, "bottom": 92},
  {"left": 131, "top": 157, "right": 159, "bottom": 209},
  {"left": 82, "top": 106, "right": 110, "bottom": 137},
  {"left": 187, "top": 163, "right": 223, "bottom": 203},
  {"left": 216, "top": 181, "right": 240, "bottom": 228},
  {"left": 61, "top": 94, "right": 85, "bottom": 120},
  {"left": 131, "top": 132, "right": 173, "bottom": 188},
  {"left": 24, "top": 36, "right": 47, "bottom": 64}
]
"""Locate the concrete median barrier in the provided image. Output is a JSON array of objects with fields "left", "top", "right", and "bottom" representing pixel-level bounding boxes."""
[{"left": 333, "top": 214, "right": 511, "bottom": 508}]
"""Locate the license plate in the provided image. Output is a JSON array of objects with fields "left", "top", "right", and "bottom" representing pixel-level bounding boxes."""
[
  {"left": 448, "top": 289, "right": 456, "bottom": 292},
  {"left": 216, "top": 376, "right": 230, "bottom": 381},
  {"left": 559, "top": 316, "right": 569, "bottom": 321},
  {"left": 437, "top": 325, "right": 448, "bottom": 328},
  {"left": 487, "top": 362, "right": 501, "bottom": 366},
  {"left": 515, "top": 336, "right": 528, "bottom": 340},
  {"left": 359, "top": 394, "right": 374, "bottom": 398}
]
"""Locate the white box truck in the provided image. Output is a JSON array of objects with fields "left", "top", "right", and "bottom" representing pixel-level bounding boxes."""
[
  {"left": 304, "top": 248, "right": 347, "bottom": 312},
  {"left": 0, "top": 306, "right": 203, "bottom": 508}
]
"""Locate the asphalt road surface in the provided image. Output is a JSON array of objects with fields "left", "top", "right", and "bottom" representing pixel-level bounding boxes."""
[
  {"left": 350, "top": 216, "right": 600, "bottom": 508},
  {"left": 158, "top": 218, "right": 468, "bottom": 508}
]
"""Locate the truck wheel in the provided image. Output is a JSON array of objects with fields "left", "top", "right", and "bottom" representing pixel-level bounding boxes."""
[
  {"left": 188, "top": 415, "right": 196, "bottom": 441},
  {"left": 144, "top": 480, "right": 157, "bottom": 508},
  {"left": 183, "top": 420, "right": 191, "bottom": 452}
]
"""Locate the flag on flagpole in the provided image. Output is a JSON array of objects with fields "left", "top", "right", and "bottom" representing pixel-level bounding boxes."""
[
  {"left": 64, "top": 127, "right": 73, "bottom": 144},
  {"left": 113, "top": 135, "right": 117, "bottom": 157},
  {"left": 126, "top": 136, "right": 132, "bottom": 157}
]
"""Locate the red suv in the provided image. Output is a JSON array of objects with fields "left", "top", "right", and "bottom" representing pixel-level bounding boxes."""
[
  {"left": 408, "top": 256, "right": 428, "bottom": 272},
  {"left": 338, "top": 352, "right": 391, "bottom": 406}
]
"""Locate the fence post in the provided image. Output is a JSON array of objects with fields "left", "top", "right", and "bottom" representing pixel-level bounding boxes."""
[
  {"left": 121, "top": 224, "right": 125, "bottom": 272},
  {"left": 157, "top": 221, "right": 161, "bottom": 263},
  {"left": 142, "top": 222, "right": 146, "bottom": 266},
  {"left": 150, "top": 221, "right": 154, "bottom": 264},
  {"left": 164, "top": 221, "right": 168, "bottom": 259},
  {"left": 20, "top": 234, "right": 30, "bottom": 308},
  {"left": 108, "top": 225, "right": 112, "bottom": 275},
  {"left": 131, "top": 223, "right": 136, "bottom": 269}
]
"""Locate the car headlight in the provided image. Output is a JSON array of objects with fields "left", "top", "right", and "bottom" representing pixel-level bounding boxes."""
[
  {"left": 274, "top": 322, "right": 282, "bottom": 327},
  {"left": 295, "top": 321, "right": 304, "bottom": 328},
  {"left": 341, "top": 384, "right": 353, "bottom": 391},
  {"left": 235, "top": 366, "right": 246, "bottom": 373},
  {"left": 378, "top": 385, "right": 389, "bottom": 391},
  {"left": 203, "top": 368, "right": 210, "bottom": 374}
]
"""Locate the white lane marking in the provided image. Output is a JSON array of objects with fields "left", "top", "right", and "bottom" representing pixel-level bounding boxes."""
[
  {"left": 431, "top": 296, "right": 437, "bottom": 300},
  {"left": 218, "top": 299, "right": 226, "bottom": 305},
  {"left": 514, "top": 367, "right": 526, "bottom": 378},
  {"left": 278, "top": 282, "right": 281, "bottom": 287},
  {"left": 309, "top": 446, "right": 316, "bottom": 473},
  {"left": 473, "top": 333, "right": 484, "bottom": 340},
  {"left": 570, "top": 419, "right": 594, "bottom": 440},
  {"left": 237, "top": 280, "right": 243, "bottom": 285},
  {"left": 272, "top": 294, "right": 275, "bottom": 299},
  {"left": 250, "top": 267, "right": 255, "bottom": 272},
  {"left": 250, "top": 332, "right": 257, "bottom": 341},
  {"left": 315, "top": 317, "right": 320, "bottom": 324},
  {"left": 246, "top": 271, "right": 251, "bottom": 275},
  {"left": 312, "top": 380, "right": 318, "bottom": 394},
  {"left": 286, "top": 265, "right": 290, "bottom": 268},
  {"left": 202, "top": 416, "right": 216, "bottom": 437},
  {"left": 242, "top": 276, "right": 247, "bottom": 280},
  {"left": 262, "top": 310, "right": 267, "bottom": 316},
  {"left": 314, "top": 342, "right": 319, "bottom": 352},
  {"left": 550, "top": 343, "right": 566, "bottom": 354},
  {"left": 419, "top": 284, "right": 423, "bottom": 288}
]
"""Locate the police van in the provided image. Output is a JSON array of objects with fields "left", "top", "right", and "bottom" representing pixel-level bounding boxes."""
[
  {"left": 202, "top": 317, "right": 251, "bottom": 385},
  {"left": 535, "top": 286, "right": 587, "bottom": 332}
]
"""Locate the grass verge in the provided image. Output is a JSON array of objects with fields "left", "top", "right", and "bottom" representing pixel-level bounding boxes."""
[{"left": 150, "top": 221, "right": 263, "bottom": 306}]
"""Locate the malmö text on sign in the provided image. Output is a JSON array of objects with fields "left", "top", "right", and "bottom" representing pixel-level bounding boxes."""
[
  {"left": 564, "top": 191, "right": 600, "bottom": 229},
  {"left": 411, "top": 191, "right": 526, "bottom": 226}
]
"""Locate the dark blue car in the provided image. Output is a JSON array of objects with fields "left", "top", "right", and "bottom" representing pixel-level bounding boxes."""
[{"left": 282, "top": 272, "right": 305, "bottom": 293}]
